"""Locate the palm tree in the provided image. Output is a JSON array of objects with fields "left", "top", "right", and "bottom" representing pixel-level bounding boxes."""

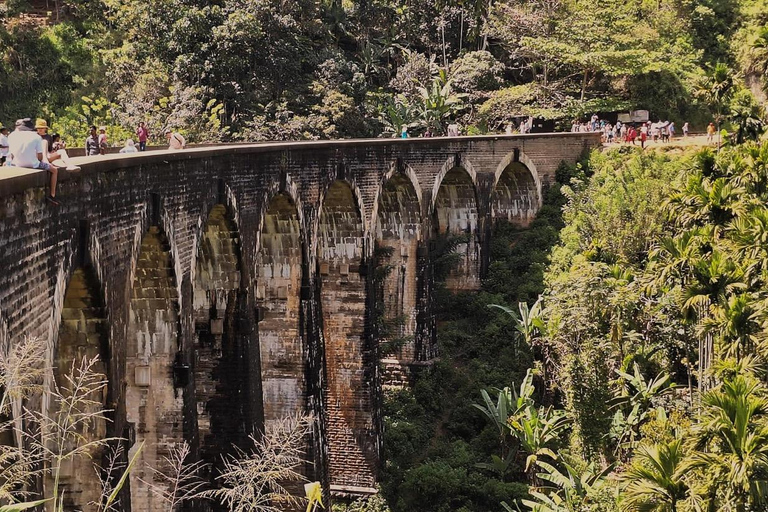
[
  {"left": 664, "top": 173, "right": 745, "bottom": 231},
  {"left": 702, "top": 293, "right": 758, "bottom": 360},
  {"left": 416, "top": 70, "right": 465, "bottom": 134},
  {"left": 511, "top": 458, "right": 613, "bottom": 512},
  {"left": 696, "top": 63, "right": 736, "bottom": 149},
  {"left": 620, "top": 439, "right": 688, "bottom": 512},
  {"left": 683, "top": 250, "right": 747, "bottom": 389},
  {"left": 685, "top": 376, "right": 768, "bottom": 512},
  {"left": 729, "top": 91, "right": 766, "bottom": 145},
  {"left": 746, "top": 26, "right": 768, "bottom": 82}
]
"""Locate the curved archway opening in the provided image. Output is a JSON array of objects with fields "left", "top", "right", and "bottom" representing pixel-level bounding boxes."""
[
  {"left": 126, "top": 226, "right": 182, "bottom": 512},
  {"left": 433, "top": 167, "right": 480, "bottom": 291},
  {"left": 318, "top": 180, "right": 376, "bottom": 489},
  {"left": 51, "top": 266, "right": 108, "bottom": 510},
  {"left": 492, "top": 161, "right": 540, "bottom": 228},
  {"left": 255, "top": 194, "right": 304, "bottom": 432},
  {"left": 376, "top": 174, "right": 420, "bottom": 364},
  {"left": 193, "top": 204, "right": 246, "bottom": 471}
]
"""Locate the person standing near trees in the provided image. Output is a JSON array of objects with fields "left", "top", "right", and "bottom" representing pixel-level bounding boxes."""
[
  {"left": 86, "top": 126, "right": 100, "bottom": 156},
  {"left": 683, "top": 122, "right": 689, "bottom": 137},
  {"left": 707, "top": 122, "right": 716, "bottom": 143},
  {"left": 98, "top": 126, "right": 108, "bottom": 154},
  {"left": 136, "top": 122, "right": 149, "bottom": 151}
]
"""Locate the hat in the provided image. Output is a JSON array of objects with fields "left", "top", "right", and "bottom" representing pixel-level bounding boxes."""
[
  {"left": 35, "top": 119, "right": 49, "bottom": 130},
  {"left": 15, "top": 118, "right": 34, "bottom": 132}
]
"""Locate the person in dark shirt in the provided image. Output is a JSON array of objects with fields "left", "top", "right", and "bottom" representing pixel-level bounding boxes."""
[{"left": 85, "top": 125, "right": 100, "bottom": 156}]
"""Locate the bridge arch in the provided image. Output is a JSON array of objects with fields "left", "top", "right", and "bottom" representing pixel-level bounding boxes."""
[
  {"left": 492, "top": 150, "right": 542, "bottom": 228},
  {"left": 51, "top": 264, "right": 109, "bottom": 510},
  {"left": 317, "top": 179, "right": 376, "bottom": 489},
  {"left": 125, "top": 222, "right": 184, "bottom": 512},
  {"left": 373, "top": 164, "right": 422, "bottom": 362},
  {"left": 192, "top": 201, "right": 247, "bottom": 470},
  {"left": 256, "top": 191, "right": 306, "bottom": 431},
  {"left": 431, "top": 162, "right": 481, "bottom": 291}
]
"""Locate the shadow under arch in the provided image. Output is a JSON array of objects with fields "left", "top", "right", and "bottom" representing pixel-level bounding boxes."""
[
  {"left": 192, "top": 202, "right": 249, "bottom": 475},
  {"left": 50, "top": 265, "right": 109, "bottom": 511},
  {"left": 255, "top": 192, "right": 305, "bottom": 431},
  {"left": 125, "top": 224, "right": 184, "bottom": 512},
  {"left": 374, "top": 170, "right": 422, "bottom": 363},
  {"left": 491, "top": 151, "right": 542, "bottom": 228},
  {"left": 317, "top": 179, "right": 377, "bottom": 490},
  {"left": 431, "top": 165, "right": 481, "bottom": 291}
]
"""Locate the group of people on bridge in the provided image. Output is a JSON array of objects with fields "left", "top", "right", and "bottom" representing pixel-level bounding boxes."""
[{"left": 0, "top": 118, "right": 187, "bottom": 206}]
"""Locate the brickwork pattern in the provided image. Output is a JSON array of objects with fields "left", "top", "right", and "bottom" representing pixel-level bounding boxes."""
[
  {"left": 126, "top": 227, "right": 184, "bottom": 512},
  {"left": 192, "top": 204, "right": 245, "bottom": 471},
  {"left": 52, "top": 267, "right": 108, "bottom": 511},
  {"left": 256, "top": 194, "right": 305, "bottom": 430}
]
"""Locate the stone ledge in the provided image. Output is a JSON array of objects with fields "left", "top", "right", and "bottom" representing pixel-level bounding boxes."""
[
  {"left": 0, "top": 132, "right": 602, "bottom": 198},
  {"left": 330, "top": 484, "right": 378, "bottom": 497}
]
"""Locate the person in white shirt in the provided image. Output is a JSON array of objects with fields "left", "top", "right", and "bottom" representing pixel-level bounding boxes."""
[
  {"left": 7, "top": 118, "right": 60, "bottom": 205},
  {"left": 165, "top": 129, "right": 186, "bottom": 150},
  {"left": 119, "top": 139, "right": 139, "bottom": 153},
  {"left": 0, "top": 127, "right": 9, "bottom": 165}
]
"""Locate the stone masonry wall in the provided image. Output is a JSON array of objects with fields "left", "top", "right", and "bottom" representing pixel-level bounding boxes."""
[
  {"left": 125, "top": 227, "right": 183, "bottom": 512},
  {"left": 0, "top": 133, "right": 601, "bottom": 505},
  {"left": 256, "top": 193, "right": 305, "bottom": 431}
]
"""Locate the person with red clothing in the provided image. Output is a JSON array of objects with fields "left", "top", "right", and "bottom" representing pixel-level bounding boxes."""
[{"left": 136, "top": 122, "right": 149, "bottom": 151}]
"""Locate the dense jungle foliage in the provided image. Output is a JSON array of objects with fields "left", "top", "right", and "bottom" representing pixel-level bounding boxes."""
[
  {"left": 2, "top": 0, "right": 768, "bottom": 144},
  {"left": 356, "top": 140, "right": 768, "bottom": 512}
]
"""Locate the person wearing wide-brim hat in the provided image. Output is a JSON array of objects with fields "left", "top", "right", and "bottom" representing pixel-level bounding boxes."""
[
  {"left": 34, "top": 118, "right": 60, "bottom": 167},
  {"left": 6, "top": 118, "right": 61, "bottom": 205}
]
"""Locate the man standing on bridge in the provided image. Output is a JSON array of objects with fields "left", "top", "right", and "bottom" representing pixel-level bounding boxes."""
[{"left": 136, "top": 121, "right": 149, "bottom": 151}]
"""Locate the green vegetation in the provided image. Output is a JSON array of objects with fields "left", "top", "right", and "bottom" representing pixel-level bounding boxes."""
[{"left": 1, "top": 0, "right": 767, "bottom": 145}]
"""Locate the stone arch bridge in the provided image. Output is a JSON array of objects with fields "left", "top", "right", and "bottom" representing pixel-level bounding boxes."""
[{"left": 0, "top": 133, "right": 599, "bottom": 509}]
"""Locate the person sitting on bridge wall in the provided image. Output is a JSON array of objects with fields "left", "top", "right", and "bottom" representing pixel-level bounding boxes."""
[
  {"left": 6, "top": 118, "right": 61, "bottom": 206},
  {"left": 165, "top": 129, "right": 186, "bottom": 150},
  {"left": 36, "top": 119, "right": 64, "bottom": 168}
]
